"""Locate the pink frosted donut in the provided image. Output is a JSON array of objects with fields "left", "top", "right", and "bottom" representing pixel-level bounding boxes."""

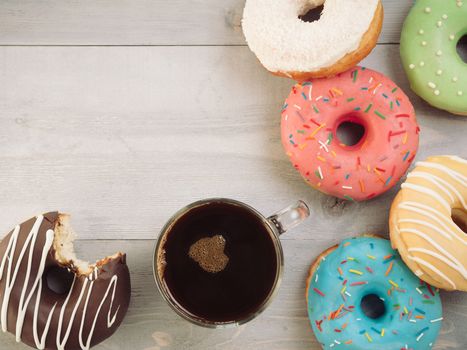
[{"left": 281, "top": 66, "right": 419, "bottom": 201}]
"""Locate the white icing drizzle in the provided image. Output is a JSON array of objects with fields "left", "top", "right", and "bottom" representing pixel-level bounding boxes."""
[
  {"left": 79, "top": 275, "right": 120, "bottom": 350},
  {"left": 398, "top": 201, "right": 465, "bottom": 241},
  {"left": 408, "top": 247, "right": 467, "bottom": 278},
  {"left": 0, "top": 215, "right": 122, "bottom": 350},
  {"left": 33, "top": 279, "right": 57, "bottom": 350},
  {"left": 407, "top": 255, "right": 456, "bottom": 289},
  {"left": 400, "top": 228, "right": 466, "bottom": 284},
  {"left": 399, "top": 218, "right": 465, "bottom": 244},
  {"left": 401, "top": 183, "right": 451, "bottom": 212},
  {"left": 408, "top": 171, "right": 467, "bottom": 209},
  {"left": 1, "top": 217, "right": 47, "bottom": 333},
  {"left": 16, "top": 227, "right": 54, "bottom": 341},
  {"left": 446, "top": 156, "right": 467, "bottom": 165},
  {"left": 408, "top": 172, "right": 455, "bottom": 203},
  {"left": 0, "top": 226, "right": 19, "bottom": 280},
  {"left": 56, "top": 277, "right": 89, "bottom": 350},
  {"left": 400, "top": 228, "right": 464, "bottom": 268},
  {"left": 416, "top": 161, "right": 467, "bottom": 187}
]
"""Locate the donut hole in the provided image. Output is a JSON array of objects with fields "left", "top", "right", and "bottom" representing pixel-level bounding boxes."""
[
  {"left": 336, "top": 120, "right": 366, "bottom": 147},
  {"left": 298, "top": 4, "right": 324, "bottom": 23},
  {"left": 452, "top": 208, "right": 467, "bottom": 233},
  {"left": 456, "top": 34, "right": 467, "bottom": 64},
  {"left": 360, "top": 293, "right": 386, "bottom": 319},
  {"left": 45, "top": 266, "right": 75, "bottom": 295}
]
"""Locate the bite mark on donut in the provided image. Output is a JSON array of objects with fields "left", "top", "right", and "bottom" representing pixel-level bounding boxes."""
[{"left": 53, "top": 214, "right": 124, "bottom": 277}]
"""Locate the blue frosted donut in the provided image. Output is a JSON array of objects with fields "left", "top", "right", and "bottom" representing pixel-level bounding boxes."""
[{"left": 306, "top": 236, "right": 442, "bottom": 349}]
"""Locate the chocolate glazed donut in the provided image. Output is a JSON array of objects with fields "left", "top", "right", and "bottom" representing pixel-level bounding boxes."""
[{"left": 0, "top": 212, "right": 131, "bottom": 350}]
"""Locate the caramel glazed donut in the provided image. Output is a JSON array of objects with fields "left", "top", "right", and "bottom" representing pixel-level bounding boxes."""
[
  {"left": 390, "top": 156, "right": 467, "bottom": 291},
  {"left": 0, "top": 212, "right": 131, "bottom": 350},
  {"left": 242, "top": 0, "right": 384, "bottom": 80}
]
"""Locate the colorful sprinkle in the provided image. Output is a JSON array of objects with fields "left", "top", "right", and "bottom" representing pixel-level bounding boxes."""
[
  {"left": 313, "top": 287, "right": 325, "bottom": 297},
  {"left": 416, "top": 327, "right": 429, "bottom": 337},
  {"left": 415, "top": 308, "right": 426, "bottom": 315},
  {"left": 309, "top": 123, "right": 326, "bottom": 137},
  {"left": 318, "top": 166, "right": 324, "bottom": 179},
  {"left": 403, "top": 151, "right": 410, "bottom": 161},
  {"left": 353, "top": 70, "right": 358, "bottom": 82},
  {"left": 385, "top": 261, "right": 394, "bottom": 276},
  {"left": 384, "top": 176, "right": 393, "bottom": 187},
  {"left": 364, "top": 103, "right": 373, "bottom": 113},
  {"left": 350, "top": 281, "right": 368, "bottom": 286},
  {"left": 374, "top": 110, "right": 387, "bottom": 120},
  {"left": 389, "top": 279, "right": 399, "bottom": 288},
  {"left": 317, "top": 155, "right": 326, "bottom": 162},
  {"left": 331, "top": 87, "right": 343, "bottom": 96}
]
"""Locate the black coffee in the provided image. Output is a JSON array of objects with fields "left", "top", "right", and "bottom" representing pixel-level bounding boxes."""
[{"left": 160, "top": 201, "right": 279, "bottom": 323}]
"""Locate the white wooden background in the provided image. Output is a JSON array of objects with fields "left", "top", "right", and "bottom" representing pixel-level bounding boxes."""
[{"left": 0, "top": 1, "right": 466, "bottom": 349}]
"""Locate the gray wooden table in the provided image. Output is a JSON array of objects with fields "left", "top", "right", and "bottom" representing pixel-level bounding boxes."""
[{"left": 0, "top": 1, "right": 466, "bottom": 349}]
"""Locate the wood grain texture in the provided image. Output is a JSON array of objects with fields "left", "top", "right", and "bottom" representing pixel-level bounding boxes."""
[
  {"left": 0, "top": 1, "right": 466, "bottom": 349},
  {"left": 0, "top": 0, "right": 411, "bottom": 46},
  {"left": 0, "top": 44, "right": 465, "bottom": 241},
  {"left": 0, "top": 240, "right": 465, "bottom": 350}
]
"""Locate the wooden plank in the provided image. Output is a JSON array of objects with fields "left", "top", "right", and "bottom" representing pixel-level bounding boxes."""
[
  {"left": 0, "top": 0, "right": 411, "bottom": 45},
  {"left": 0, "top": 44, "right": 465, "bottom": 240},
  {"left": 0, "top": 240, "right": 464, "bottom": 349}
]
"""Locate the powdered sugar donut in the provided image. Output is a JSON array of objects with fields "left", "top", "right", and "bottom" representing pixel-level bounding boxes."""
[
  {"left": 281, "top": 66, "right": 419, "bottom": 201},
  {"left": 242, "top": 0, "right": 383, "bottom": 80}
]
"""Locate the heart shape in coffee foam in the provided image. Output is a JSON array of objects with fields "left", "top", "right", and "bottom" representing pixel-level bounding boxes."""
[{"left": 188, "top": 235, "right": 229, "bottom": 273}]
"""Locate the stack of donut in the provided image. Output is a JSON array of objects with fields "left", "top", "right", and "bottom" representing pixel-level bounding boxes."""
[{"left": 243, "top": 1, "right": 467, "bottom": 349}]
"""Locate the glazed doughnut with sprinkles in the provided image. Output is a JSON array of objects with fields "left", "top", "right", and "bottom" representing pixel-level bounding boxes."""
[
  {"left": 306, "top": 236, "right": 442, "bottom": 350},
  {"left": 281, "top": 66, "right": 419, "bottom": 201}
]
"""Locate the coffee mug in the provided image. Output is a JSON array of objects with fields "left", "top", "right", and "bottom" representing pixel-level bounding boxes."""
[{"left": 153, "top": 198, "right": 309, "bottom": 328}]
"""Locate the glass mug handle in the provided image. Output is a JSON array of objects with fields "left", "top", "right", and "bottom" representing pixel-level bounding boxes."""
[{"left": 267, "top": 200, "right": 310, "bottom": 235}]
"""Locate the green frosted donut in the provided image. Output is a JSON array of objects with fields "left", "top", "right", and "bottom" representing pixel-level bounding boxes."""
[{"left": 400, "top": 0, "right": 467, "bottom": 116}]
